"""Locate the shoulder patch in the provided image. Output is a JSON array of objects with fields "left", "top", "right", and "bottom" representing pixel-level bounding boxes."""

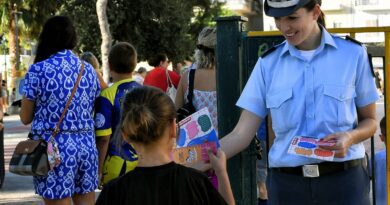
[
  {"left": 261, "top": 46, "right": 277, "bottom": 58},
  {"left": 345, "top": 35, "right": 362, "bottom": 46}
]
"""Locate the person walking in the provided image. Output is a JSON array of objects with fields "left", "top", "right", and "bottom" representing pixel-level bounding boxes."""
[
  {"left": 175, "top": 27, "right": 218, "bottom": 131},
  {"left": 94, "top": 42, "right": 141, "bottom": 186},
  {"left": 20, "top": 16, "right": 101, "bottom": 205},
  {"left": 175, "top": 27, "right": 219, "bottom": 188},
  {"left": 80, "top": 52, "right": 108, "bottom": 89},
  {"left": 374, "top": 117, "right": 387, "bottom": 205},
  {"left": 143, "top": 53, "right": 180, "bottom": 93},
  {"left": 133, "top": 67, "right": 147, "bottom": 85}
]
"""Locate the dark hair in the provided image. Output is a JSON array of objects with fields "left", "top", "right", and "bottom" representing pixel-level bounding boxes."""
[
  {"left": 304, "top": 0, "right": 326, "bottom": 27},
  {"left": 147, "top": 53, "right": 167, "bottom": 67},
  {"left": 380, "top": 116, "right": 386, "bottom": 132},
  {"left": 34, "top": 16, "right": 77, "bottom": 63},
  {"left": 108, "top": 42, "right": 137, "bottom": 74},
  {"left": 81, "top": 52, "right": 100, "bottom": 70},
  {"left": 137, "top": 67, "right": 147, "bottom": 74},
  {"left": 120, "top": 86, "right": 176, "bottom": 145}
]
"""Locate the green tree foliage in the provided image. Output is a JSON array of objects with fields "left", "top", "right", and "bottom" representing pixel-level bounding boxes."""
[
  {"left": 0, "top": 0, "right": 60, "bottom": 48},
  {"left": 60, "top": 0, "right": 226, "bottom": 63},
  {"left": 107, "top": 0, "right": 194, "bottom": 63},
  {"left": 0, "top": 0, "right": 59, "bottom": 89},
  {"left": 59, "top": 0, "right": 101, "bottom": 56}
]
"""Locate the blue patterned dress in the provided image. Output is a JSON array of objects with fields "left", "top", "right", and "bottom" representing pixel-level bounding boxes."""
[{"left": 23, "top": 50, "right": 101, "bottom": 199}]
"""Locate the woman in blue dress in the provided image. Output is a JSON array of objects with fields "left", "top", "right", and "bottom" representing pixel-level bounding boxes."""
[{"left": 20, "top": 16, "right": 101, "bottom": 205}]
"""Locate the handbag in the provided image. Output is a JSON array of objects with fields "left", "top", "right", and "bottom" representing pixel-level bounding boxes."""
[
  {"left": 166, "top": 69, "right": 177, "bottom": 101},
  {"left": 9, "top": 62, "right": 85, "bottom": 176},
  {"left": 177, "top": 69, "right": 196, "bottom": 122}
]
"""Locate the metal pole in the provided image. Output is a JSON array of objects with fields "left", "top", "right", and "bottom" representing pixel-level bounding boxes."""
[{"left": 384, "top": 30, "right": 390, "bottom": 205}]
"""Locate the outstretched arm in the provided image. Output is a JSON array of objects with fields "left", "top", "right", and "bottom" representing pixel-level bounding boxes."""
[
  {"left": 220, "top": 110, "right": 262, "bottom": 159},
  {"left": 192, "top": 110, "right": 262, "bottom": 172}
]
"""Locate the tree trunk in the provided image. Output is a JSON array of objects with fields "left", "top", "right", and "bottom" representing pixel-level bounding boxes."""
[
  {"left": 8, "top": 11, "right": 18, "bottom": 89},
  {"left": 96, "top": 0, "right": 112, "bottom": 83}
]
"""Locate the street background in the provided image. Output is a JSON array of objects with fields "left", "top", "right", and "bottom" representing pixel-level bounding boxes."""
[{"left": 0, "top": 98, "right": 386, "bottom": 204}]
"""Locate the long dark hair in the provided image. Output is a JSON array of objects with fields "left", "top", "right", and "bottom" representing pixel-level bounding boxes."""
[
  {"left": 304, "top": 0, "right": 326, "bottom": 27},
  {"left": 34, "top": 16, "right": 77, "bottom": 63}
]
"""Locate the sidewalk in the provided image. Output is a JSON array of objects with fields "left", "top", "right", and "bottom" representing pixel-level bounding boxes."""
[{"left": 0, "top": 114, "right": 42, "bottom": 204}]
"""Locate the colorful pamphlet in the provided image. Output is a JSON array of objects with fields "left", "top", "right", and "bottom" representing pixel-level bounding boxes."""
[
  {"left": 287, "top": 136, "right": 336, "bottom": 161},
  {"left": 172, "top": 107, "right": 219, "bottom": 165}
]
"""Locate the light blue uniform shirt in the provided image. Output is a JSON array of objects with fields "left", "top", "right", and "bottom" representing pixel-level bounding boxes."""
[{"left": 237, "top": 28, "right": 379, "bottom": 168}]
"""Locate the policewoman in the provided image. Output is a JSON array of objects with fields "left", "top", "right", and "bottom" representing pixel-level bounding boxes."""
[{"left": 219, "top": 0, "right": 379, "bottom": 204}]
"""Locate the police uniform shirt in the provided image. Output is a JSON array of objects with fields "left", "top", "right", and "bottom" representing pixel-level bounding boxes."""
[{"left": 237, "top": 28, "right": 379, "bottom": 168}]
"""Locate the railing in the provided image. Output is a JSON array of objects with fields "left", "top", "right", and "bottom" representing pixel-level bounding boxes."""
[{"left": 355, "top": 0, "right": 379, "bottom": 6}]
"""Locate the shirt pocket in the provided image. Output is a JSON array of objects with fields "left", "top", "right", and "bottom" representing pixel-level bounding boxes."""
[
  {"left": 323, "top": 85, "right": 357, "bottom": 127},
  {"left": 266, "top": 89, "right": 295, "bottom": 133}
]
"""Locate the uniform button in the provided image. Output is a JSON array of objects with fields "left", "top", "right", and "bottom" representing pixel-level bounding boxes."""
[
  {"left": 340, "top": 95, "right": 345, "bottom": 99},
  {"left": 308, "top": 114, "right": 314, "bottom": 118}
]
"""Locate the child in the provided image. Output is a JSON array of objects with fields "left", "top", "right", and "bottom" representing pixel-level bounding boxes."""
[
  {"left": 133, "top": 67, "right": 147, "bottom": 85},
  {"left": 256, "top": 121, "right": 268, "bottom": 205},
  {"left": 95, "top": 42, "right": 141, "bottom": 186},
  {"left": 80, "top": 51, "right": 108, "bottom": 89},
  {"left": 375, "top": 117, "right": 387, "bottom": 205},
  {"left": 96, "top": 86, "right": 235, "bottom": 205}
]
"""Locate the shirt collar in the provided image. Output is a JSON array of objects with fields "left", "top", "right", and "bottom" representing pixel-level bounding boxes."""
[
  {"left": 113, "top": 77, "right": 134, "bottom": 86},
  {"left": 280, "top": 26, "right": 337, "bottom": 58},
  {"left": 51, "top": 49, "right": 74, "bottom": 58}
]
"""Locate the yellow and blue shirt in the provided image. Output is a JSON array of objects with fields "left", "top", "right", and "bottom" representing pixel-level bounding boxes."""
[{"left": 95, "top": 78, "right": 141, "bottom": 183}]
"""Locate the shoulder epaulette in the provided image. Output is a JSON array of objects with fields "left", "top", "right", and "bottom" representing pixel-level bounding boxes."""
[
  {"left": 366, "top": 53, "right": 375, "bottom": 77},
  {"left": 261, "top": 46, "right": 277, "bottom": 58},
  {"left": 345, "top": 35, "right": 362, "bottom": 46}
]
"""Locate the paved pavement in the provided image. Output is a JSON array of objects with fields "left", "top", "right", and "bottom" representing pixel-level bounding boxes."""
[
  {"left": 0, "top": 114, "right": 102, "bottom": 205},
  {"left": 0, "top": 98, "right": 386, "bottom": 204},
  {"left": 0, "top": 115, "right": 42, "bottom": 204}
]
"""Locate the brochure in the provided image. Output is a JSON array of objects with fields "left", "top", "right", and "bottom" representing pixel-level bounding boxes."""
[
  {"left": 172, "top": 107, "right": 219, "bottom": 165},
  {"left": 287, "top": 136, "right": 336, "bottom": 161}
]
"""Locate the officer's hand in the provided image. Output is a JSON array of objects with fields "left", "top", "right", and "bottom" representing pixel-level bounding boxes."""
[{"left": 319, "top": 132, "right": 353, "bottom": 158}]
